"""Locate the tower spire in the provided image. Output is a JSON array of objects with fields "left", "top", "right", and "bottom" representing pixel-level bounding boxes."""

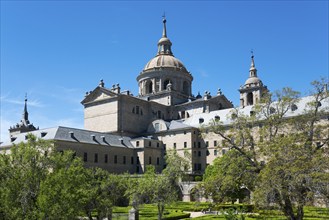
[
  {"left": 249, "top": 51, "right": 257, "bottom": 77},
  {"left": 9, "top": 94, "right": 38, "bottom": 136},
  {"left": 162, "top": 13, "right": 167, "bottom": 37},
  {"left": 23, "top": 93, "right": 29, "bottom": 122}
]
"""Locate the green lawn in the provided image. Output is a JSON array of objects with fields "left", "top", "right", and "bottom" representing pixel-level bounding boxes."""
[{"left": 113, "top": 203, "right": 329, "bottom": 220}]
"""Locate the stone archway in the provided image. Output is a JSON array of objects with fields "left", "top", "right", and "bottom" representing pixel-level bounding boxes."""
[{"left": 178, "top": 181, "right": 198, "bottom": 202}]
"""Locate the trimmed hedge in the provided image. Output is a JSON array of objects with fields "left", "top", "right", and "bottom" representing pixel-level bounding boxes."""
[{"left": 162, "top": 213, "right": 191, "bottom": 220}]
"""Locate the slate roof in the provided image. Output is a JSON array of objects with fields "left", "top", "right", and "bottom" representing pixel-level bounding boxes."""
[
  {"left": 0, "top": 126, "right": 134, "bottom": 149},
  {"left": 182, "top": 96, "right": 329, "bottom": 128}
]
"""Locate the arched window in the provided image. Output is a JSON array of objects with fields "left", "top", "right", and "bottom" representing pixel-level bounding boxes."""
[
  {"left": 247, "top": 92, "right": 253, "bottom": 105},
  {"left": 148, "top": 81, "right": 153, "bottom": 94}
]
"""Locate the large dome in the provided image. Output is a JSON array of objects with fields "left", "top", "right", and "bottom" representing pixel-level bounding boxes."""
[{"left": 143, "top": 55, "right": 188, "bottom": 72}]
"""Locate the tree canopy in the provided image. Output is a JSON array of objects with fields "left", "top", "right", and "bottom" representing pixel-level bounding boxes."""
[{"left": 203, "top": 79, "right": 329, "bottom": 220}]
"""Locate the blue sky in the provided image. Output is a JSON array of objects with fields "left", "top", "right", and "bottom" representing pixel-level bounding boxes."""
[{"left": 1, "top": 1, "right": 328, "bottom": 142}]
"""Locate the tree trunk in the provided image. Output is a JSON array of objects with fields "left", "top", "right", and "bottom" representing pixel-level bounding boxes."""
[
  {"left": 296, "top": 205, "right": 304, "bottom": 220},
  {"left": 107, "top": 207, "right": 113, "bottom": 220},
  {"left": 157, "top": 203, "right": 164, "bottom": 220},
  {"left": 282, "top": 196, "right": 297, "bottom": 220},
  {"left": 86, "top": 210, "right": 93, "bottom": 220}
]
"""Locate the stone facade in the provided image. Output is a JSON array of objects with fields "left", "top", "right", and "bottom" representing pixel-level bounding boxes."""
[{"left": 1, "top": 17, "right": 328, "bottom": 179}]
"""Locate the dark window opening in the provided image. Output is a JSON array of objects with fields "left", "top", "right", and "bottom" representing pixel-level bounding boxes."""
[
  {"left": 247, "top": 92, "right": 253, "bottom": 105},
  {"left": 83, "top": 152, "right": 88, "bottom": 162}
]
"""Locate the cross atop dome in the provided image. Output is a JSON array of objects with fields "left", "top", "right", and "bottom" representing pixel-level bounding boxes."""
[{"left": 162, "top": 13, "right": 167, "bottom": 38}]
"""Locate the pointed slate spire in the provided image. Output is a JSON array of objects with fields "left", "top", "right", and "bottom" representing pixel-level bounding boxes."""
[
  {"left": 23, "top": 94, "right": 29, "bottom": 123},
  {"left": 9, "top": 95, "right": 38, "bottom": 136},
  {"left": 249, "top": 51, "right": 257, "bottom": 78}
]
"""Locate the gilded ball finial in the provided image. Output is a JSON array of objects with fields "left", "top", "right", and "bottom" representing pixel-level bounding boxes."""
[{"left": 162, "top": 12, "right": 166, "bottom": 23}]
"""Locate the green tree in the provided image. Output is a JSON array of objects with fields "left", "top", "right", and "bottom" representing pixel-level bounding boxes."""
[
  {"left": 203, "top": 149, "right": 257, "bottom": 204},
  {"left": 128, "top": 150, "right": 190, "bottom": 220},
  {"left": 83, "top": 168, "right": 127, "bottom": 220},
  {"left": 0, "top": 134, "right": 54, "bottom": 219},
  {"left": 203, "top": 79, "right": 329, "bottom": 220},
  {"left": 140, "top": 165, "right": 178, "bottom": 220},
  {"left": 37, "top": 151, "right": 90, "bottom": 219},
  {"left": 0, "top": 134, "right": 111, "bottom": 220}
]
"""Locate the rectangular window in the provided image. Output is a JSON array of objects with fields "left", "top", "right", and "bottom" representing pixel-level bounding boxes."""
[
  {"left": 198, "top": 151, "right": 201, "bottom": 157},
  {"left": 149, "top": 141, "right": 151, "bottom": 147},
  {"left": 193, "top": 142, "right": 196, "bottom": 148},
  {"left": 136, "top": 106, "right": 139, "bottom": 114},
  {"left": 157, "top": 143, "right": 160, "bottom": 148},
  {"left": 157, "top": 157, "right": 160, "bottom": 165},
  {"left": 214, "top": 140, "right": 217, "bottom": 147},
  {"left": 114, "top": 155, "right": 118, "bottom": 164},
  {"left": 222, "top": 149, "right": 226, "bottom": 155},
  {"left": 105, "top": 154, "right": 108, "bottom": 163},
  {"left": 131, "top": 156, "right": 134, "bottom": 164},
  {"left": 123, "top": 156, "right": 126, "bottom": 164},
  {"left": 149, "top": 156, "right": 152, "bottom": 164},
  {"left": 136, "top": 141, "right": 139, "bottom": 147},
  {"left": 173, "top": 143, "right": 176, "bottom": 149},
  {"left": 206, "top": 141, "right": 209, "bottom": 147},
  {"left": 214, "top": 150, "right": 218, "bottom": 156},
  {"left": 83, "top": 152, "right": 88, "bottom": 162},
  {"left": 198, "top": 142, "right": 201, "bottom": 148},
  {"left": 184, "top": 142, "right": 187, "bottom": 148},
  {"left": 94, "top": 153, "right": 98, "bottom": 163},
  {"left": 198, "top": 163, "right": 202, "bottom": 171}
]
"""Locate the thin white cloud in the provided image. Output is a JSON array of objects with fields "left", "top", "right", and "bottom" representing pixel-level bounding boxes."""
[
  {"left": 199, "top": 70, "right": 209, "bottom": 78},
  {"left": 0, "top": 96, "right": 44, "bottom": 108}
]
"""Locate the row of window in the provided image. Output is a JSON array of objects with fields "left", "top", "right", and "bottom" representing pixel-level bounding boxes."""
[
  {"left": 172, "top": 140, "right": 219, "bottom": 149},
  {"left": 83, "top": 153, "right": 161, "bottom": 165},
  {"left": 136, "top": 141, "right": 161, "bottom": 148},
  {"left": 84, "top": 153, "right": 136, "bottom": 164},
  {"left": 192, "top": 149, "right": 226, "bottom": 157}
]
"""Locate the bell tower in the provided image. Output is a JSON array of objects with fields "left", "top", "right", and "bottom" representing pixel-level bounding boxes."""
[
  {"left": 239, "top": 53, "right": 268, "bottom": 107},
  {"left": 9, "top": 95, "right": 38, "bottom": 136}
]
